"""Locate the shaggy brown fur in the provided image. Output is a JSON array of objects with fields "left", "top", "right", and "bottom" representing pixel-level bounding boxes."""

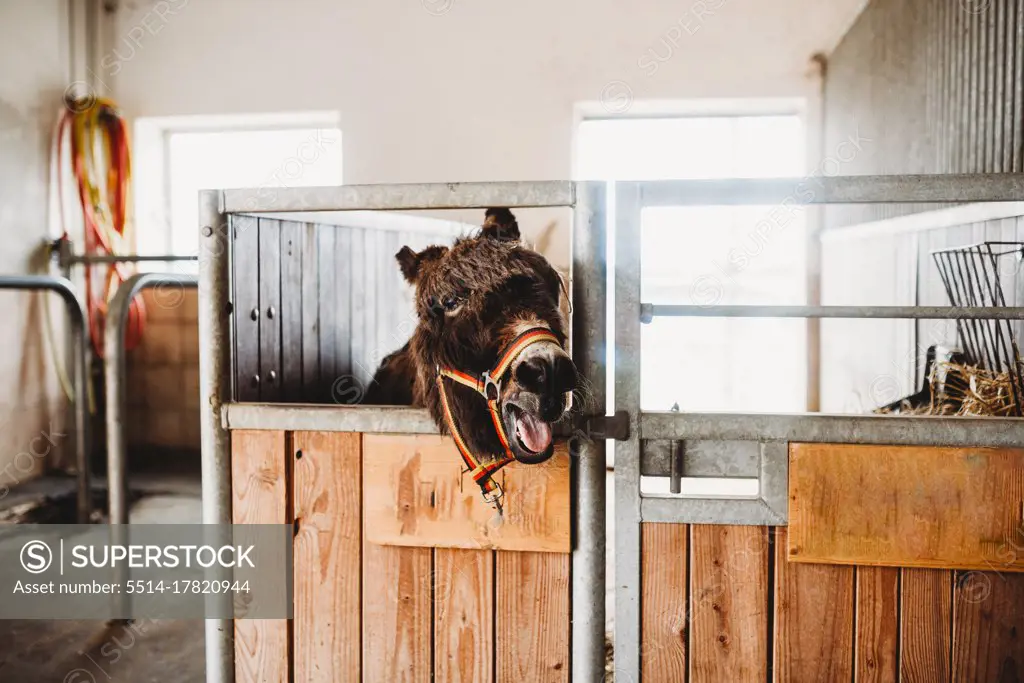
[{"left": 364, "top": 208, "right": 577, "bottom": 463}]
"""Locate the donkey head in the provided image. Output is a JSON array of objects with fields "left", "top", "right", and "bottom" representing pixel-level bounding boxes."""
[{"left": 397, "top": 208, "right": 578, "bottom": 464}]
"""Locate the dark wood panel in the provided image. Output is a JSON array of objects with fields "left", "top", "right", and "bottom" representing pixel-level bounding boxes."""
[
  {"left": 258, "top": 218, "right": 282, "bottom": 402},
  {"left": 231, "top": 215, "right": 261, "bottom": 402},
  {"left": 300, "top": 222, "right": 320, "bottom": 399},
  {"left": 317, "top": 224, "right": 337, "bottom": 403},
  {"left": 279, "top": 221, "right": 304, "bottom": 402}
]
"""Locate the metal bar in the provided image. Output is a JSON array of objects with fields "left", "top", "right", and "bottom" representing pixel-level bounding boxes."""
[
  {"left": 614, "top": 182, "right": 643, "bottom": 683},
  {"left": 224, "top": 403, "right": 440, "bottom": 433},
  {"left": 67, "top": 253, "right": 198, "bottom": 265},
  {"left": 641, "top": 496, "right": 781, "bottom": 526},
  {"left": 641, "top": 439, "right": 760, "bottom": 478},
  {"left": 104, "top": 273, "right": 199, "bottom": 527},
  {"left": 635, "top": 173, "right": 1024, "bottom": 205},
  {"left": 642, "top": 304, "right": 1024, "bottom": 320},
  {"left": 198, "top": 190, "right": 234, "bottom": 683},
  {"left": 103, "top": 272, "right": 197, "bottom": 619},
  {"left": 221, "top": 180, "right": 576, "bottom": 213},
  {"left": 0, "top": 276, "right": 89, "bottom": 523},
  {"left": 570, "top": 180, "right": 607, "bottom": 683},
  {"left": 640, "top": 411, "right": 1024, "bottom": 448}
]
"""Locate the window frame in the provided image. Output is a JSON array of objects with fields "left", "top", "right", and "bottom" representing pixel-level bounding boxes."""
[{"left": 132, "top": 111, "right": 342, "bottom": 261}]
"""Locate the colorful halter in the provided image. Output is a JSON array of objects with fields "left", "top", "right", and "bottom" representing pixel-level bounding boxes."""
[{"left": 435, "top": 327, "right": 560, "bottom": 514}]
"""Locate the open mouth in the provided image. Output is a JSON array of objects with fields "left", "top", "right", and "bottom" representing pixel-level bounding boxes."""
[{"left": 505, "top": 403, "right": 555, "bottom": 464}]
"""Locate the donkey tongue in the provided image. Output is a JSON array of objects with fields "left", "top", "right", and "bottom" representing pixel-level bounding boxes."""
[{"left": 515, "top": 413, "right": 552, "bottom": 454}]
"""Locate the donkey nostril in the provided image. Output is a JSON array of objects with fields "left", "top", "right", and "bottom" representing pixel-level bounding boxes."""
[
  {"left": 515, "top": 357, "right": 546, "bottom": 390},
  {"left": 553, "top": 355, "right": 577, "bottom": 392}
]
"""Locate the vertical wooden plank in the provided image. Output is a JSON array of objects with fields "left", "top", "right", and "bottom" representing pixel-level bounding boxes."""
[
  {"left": 952, "top": 571, "right": 1024, "bottom": 681},
  {"left": 232, "top": 215, "right": 261, "bottom": 402},
  {"left": 258, "top": 218, "right": 282, "bottom": 403},
  {"left": 231, "top": 429, "right": 288, "bottom": 683},
  {"left": 333, "top": 227, "right": 353, "bottom": 390},
  {"left": 690, "top": 525, "right": 768, "bottom": 683},
  {"left": 301, "top": 222, "right": 320, "bottom": 401},
  {"left": 280, "top": 221, "right": 304, "bottom": 402},
  {"left": 362, "top": 544, "right": 432, "bottom": 682},
  {"left": 293, "top": 431, "right": 361, "bottom": 682},
  {"left": 496, "top": 551, "right": 569, "bottom": 682},
  {"left": 641, "top": 523, "right": 687, "bottom": 682},
  {"left": 899, "top": 569, "right": 952, "bottom": 682},
  {"left": 773, "top": 527, "right": 854, "bottom": 682},
  {"left": 434, "top": 549, "right": 494, "bottom": 683},
  {"left": 349, "top": 227, "right": 368, "bottom": 388},
  {"left": 855, "top": 567, "right": 899, "bottom": 683},
  {"left": 318, "top": 225, "right": 338, "bottom": 403}
]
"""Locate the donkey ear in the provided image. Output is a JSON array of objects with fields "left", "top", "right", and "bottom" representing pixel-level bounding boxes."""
[
  {"left": 481, "top": 207, "right": 520, "bottom": 242},
  {"left": 395, "top": 245, "right": 448, "bottom": 284}
]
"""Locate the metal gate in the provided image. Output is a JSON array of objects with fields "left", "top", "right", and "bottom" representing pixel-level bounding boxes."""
[{"left": 196, "top": 174, "right": 1024, "bottom": 683}]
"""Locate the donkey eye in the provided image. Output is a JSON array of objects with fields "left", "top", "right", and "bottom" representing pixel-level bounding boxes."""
[{"left": 442, "top": 296, "right": 461, "bottom": 311}]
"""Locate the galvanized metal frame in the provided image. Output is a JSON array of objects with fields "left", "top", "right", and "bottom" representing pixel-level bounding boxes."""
[
  {"left": 103, "top": 272, "right": 198, "bottom": 619},
  {"left": 0, "top": 275, "right": 90, "bottom": 524},
  {"left": 197, "top": 174, "right": 1024, "bottom": 683},
  {"left": 609, "top": 174, "right": 1024, "bottom": 683},
  {"left": 104, "top": 273, "right": 200, "bottom": 529}
]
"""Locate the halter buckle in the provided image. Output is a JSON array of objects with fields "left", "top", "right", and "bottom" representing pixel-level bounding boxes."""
[
  {"left": 481, "top": 480, "right": 505, "bottom": 514},
  {"left": 480, "top": 371, "right": 501, "bottom": 401}
]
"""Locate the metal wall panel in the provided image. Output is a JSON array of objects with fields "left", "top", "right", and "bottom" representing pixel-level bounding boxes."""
[{"left": 824, "top": 0, "right": 1024, "bottom": 229}]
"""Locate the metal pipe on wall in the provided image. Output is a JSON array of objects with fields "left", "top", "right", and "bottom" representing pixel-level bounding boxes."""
[
  {"left": 197, "top": 190, "right": 235, "bottom": 683},
  {"left": 570, "top": 181, "right": 608, "bottom": 682},
  {"left": 0, "top": 275, "right": 90, "bottom": 523}
]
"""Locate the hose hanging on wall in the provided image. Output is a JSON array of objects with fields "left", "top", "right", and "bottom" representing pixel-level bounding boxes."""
[{"left": 52, "top": 95, "right": 146, "bottom": 359}]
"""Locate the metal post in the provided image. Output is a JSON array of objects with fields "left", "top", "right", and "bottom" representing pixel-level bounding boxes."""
[
  {"left": 571, "top": 181, "right": 607, "bottom": 682},
  {"left": 0, "top": 275, "right": 90, "bottom": 523},
  {"left": 198, "top": 190, "right": 235, "bottom": 683},
  {"left": 104, "top": 273, "right": 199, "bottom": 528},
  {"left": 614, "top": 182, "right": 643, "bottom": 682}
]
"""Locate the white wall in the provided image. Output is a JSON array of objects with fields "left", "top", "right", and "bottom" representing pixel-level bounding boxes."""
[
  {"left": 0, "top": 0, "right": 76, "bottom": 480},
  {"left": 105, "top": 0, "right": 866, "bottom": 270}
]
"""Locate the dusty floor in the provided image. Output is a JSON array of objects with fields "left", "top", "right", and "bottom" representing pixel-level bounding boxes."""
[{"left": 0, "top": 469, "right": 206, "bottom": 683}]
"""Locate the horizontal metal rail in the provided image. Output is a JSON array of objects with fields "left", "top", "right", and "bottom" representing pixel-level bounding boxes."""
[
  {"left": 66, "top": 254, "right": 198, "bottom": 265},
  {"left": 634, "top": 173, "right": 1024, "bottom": 205},
  {"left": 642, "top": 304, "right": 1024, "bottom": 321},
  {"left": 220, "top": 173, "right": 1024, "bottom": 214},
  {"left": 641, "top": 412, "right": 1024, "bottom": 448},
  {"left": 0, "top": 276, "right": 90, "bottom": 523},
  {"left": 223, "top": 404, "right": 441, "bottom": 434},
  {"left": 222, "top": 180, "right": 577, "bottom": 213}
]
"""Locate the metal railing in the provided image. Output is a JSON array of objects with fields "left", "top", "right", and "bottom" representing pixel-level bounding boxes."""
[
  {"left": 0, "top": 275, "right": 90, "bottom": 524},
  {"left": 104, "top": 272, "right": 199, "bottom": 528}
]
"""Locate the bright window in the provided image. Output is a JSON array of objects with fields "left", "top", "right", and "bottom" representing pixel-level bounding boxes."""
[
  {"left": 132, "top": 113, "right": 343, "bottom": 272},
  {"left": 575, "top": 108, "right": 808, "bottom": 414}
]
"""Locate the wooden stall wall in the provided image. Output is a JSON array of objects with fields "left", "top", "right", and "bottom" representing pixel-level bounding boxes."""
[
  {"left": 228, "top": 215, "right": 468, "bottom": 406},
  {"left": 230, "top": 428, "right": 572, "bottom": 683},
  {"left": 639, "top": 442, "right": 1024, "bottom": 682}
]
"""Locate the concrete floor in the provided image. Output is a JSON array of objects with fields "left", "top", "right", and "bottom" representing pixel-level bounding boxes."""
[{"left": 0, "top": 472, "right": 205, "bottom": 683}]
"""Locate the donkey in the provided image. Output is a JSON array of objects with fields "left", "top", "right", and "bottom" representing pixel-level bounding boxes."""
[{"left": 364, "top": 208, "right": 579, "bottom": 481}]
